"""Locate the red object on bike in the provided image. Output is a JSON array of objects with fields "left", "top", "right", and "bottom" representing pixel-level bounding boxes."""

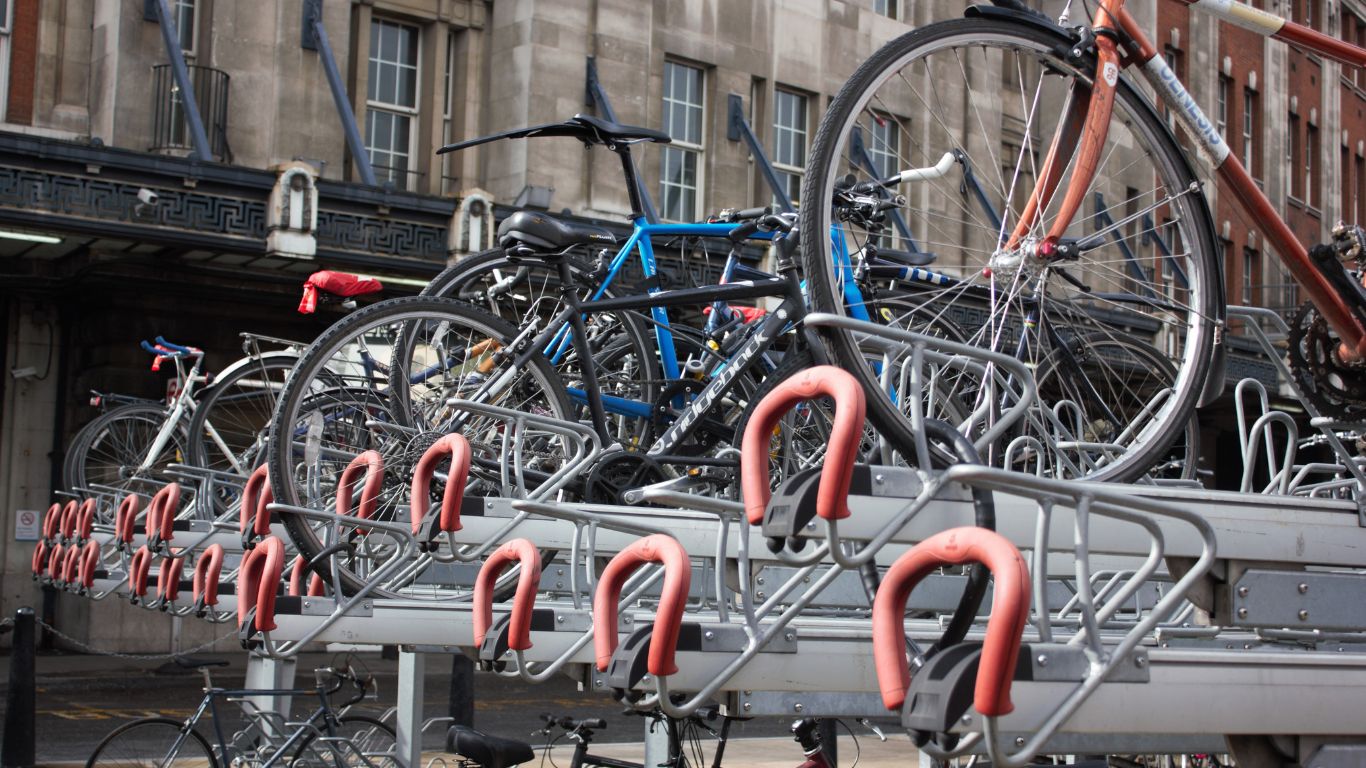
[
  {"left": 129, "top": 545, "right": 152, "bottom": 600},
  {"left": 873, "top": 527, "right": 1031, "bottom": 716},
  {"left": 238, "top": 536, "right": 286, "bottom": 633},
  {"left": 298, "top": 271, "right": 384, "bottom": 314},
  {"left": 158, "top": 555, "right": 185, "bottom": 603},
  {"left": 337, "top": 451, "right": 384, "bottom": 532},
  {"left": 78, "top": 540, "right": 100, "bottom": 590},
  {"left": 193, "top": 544, "right": 225, "bottom": 607},
  {"left": 288, "top": 554, "right": 325, "bottom": 597},
  {"left": 473, "top": 539, "right": 541, "bottom": 650},
  {"left": 411, "top": 434, "right": 471, "bottom": 535},
  {"left": 59, "top": 500, "right": 78, "bottom": 541},
  {"left": 115, "top": 494, "right": 140, "bottom": 548},
  {"left": 701, "top": 304, "right": 767, "bottom": 324},
  {"left": 740, "top": 366, "right": 865, "bottom": 526},
  {"left": 241, "top": 465, "right": 273, "bottom": 541},
  {"left": 42, "top": 502, "right": 61, "bottom": 541},
  {"left": 77, "top": 499, "right": 96, "bottom": 542},
  {"left": 31, "top": 541, "right": 47, "bottom": 578},
  {"left": 147, "top": 483, "right": 180, "bottom": 545},
  {"left": 593, "top": 535, "right": 691, "bottom": 677}
]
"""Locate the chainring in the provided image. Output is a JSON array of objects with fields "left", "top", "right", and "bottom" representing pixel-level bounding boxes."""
[
  {"left": 1287, "top": 301, "right": 1366, "bottom": 422},
  {"left": 582, "top": 451, "right": 668, "bottom": 505}
]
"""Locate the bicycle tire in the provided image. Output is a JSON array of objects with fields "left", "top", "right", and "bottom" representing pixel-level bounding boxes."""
[
  {"left": 64, "top": 403, "right": 190, "bottom": 497},
  {"left": 85, "top": 716, "right": 219, "bottom": 768},
  {"left": 419, "top": 248, "right": 658, "bottom": 446},
  {"left": 187, "top": 353, "right": 298, "bottom": 510},
  {"left": 267, "top": 295, "right": 573, "bottom": 599},
  {"left": 288, "top": 715, "right": 397, "bottom": 768},
  {"left": 800, "top": 16, "right": 1219, "bottom": 482}
]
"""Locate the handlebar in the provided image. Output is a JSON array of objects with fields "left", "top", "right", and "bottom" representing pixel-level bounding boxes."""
[{"left": 539, "top": 714, "right": 607, "bottom": 732}]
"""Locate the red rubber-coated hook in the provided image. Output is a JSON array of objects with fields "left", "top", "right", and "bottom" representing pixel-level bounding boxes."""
[
  {"left": 410, "top": 434, "right": 471, "bottom": 535},
  {"left": 872, "top": 527, "right": 1031, "bottom": 717},
  {"left": 193, "top": 544, "right": 224, "bottom": 607},
  {"left": 472, "top": 539, "right": 542, "bottom": 650},
  {"left": 238, "top": 536, "right": 285, "bottom": 632},
  {"left": 740, "top": 366, "right": 865, "bottom": 525},
  {"left": 593, "top": 535, "right": 691, "bottom": 677},
  {"left": 241, "top": 465, "right": 273, "bottom": 540}
]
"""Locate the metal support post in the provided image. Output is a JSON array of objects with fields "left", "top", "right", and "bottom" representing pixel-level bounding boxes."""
[
  {"left": 726, "top": 94, "right": 794, "bottom": 212},
  {"left": 643, "top": 714, "right": 670, "bottom": 768},
  {"left": 303, "top": 0, "right": 378, "bottom": 187},
  {"left": 1, "top": 608, "right": 36, "bottom": 768},
  {"left": 396, "top": 650, "right": 426, "bottom": 768},
  {"left": 585, "top": 56, "right": 660, "bottom": 222},
  {"left": 244, "top": 653, "right": 296, "bottom": 734},
  {"left": 448, "top": 654, "right": 474, "bottom": 726},
  {"left": 149, "top": 0, "right": 213, "bottom": 162},
  {"left": 818, "top": 719, "right": 838, "bottom": 768}
]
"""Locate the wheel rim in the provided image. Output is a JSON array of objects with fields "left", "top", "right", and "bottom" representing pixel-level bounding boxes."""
[{"left": 804, "top": 21, "right": 1215, "bottom": 481}]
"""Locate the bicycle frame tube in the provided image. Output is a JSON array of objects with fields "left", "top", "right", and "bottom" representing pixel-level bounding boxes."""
[
  {"left": 136, "top": 355, "right": 203, "bottom": 474},
  {"left": 1108, "top": 0, "right": 1366, "bottom": 357}
]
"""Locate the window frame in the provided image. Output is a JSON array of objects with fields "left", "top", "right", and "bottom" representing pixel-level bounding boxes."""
[
  {"left": 874, "top": 0, "right": 899, "bottom": 20},
  {"left": 1242, "top": 87, "right": 1257, "bottom": 178},
  {"left": 659, "top": 59, "right": 707, "bottom": 222},
  {"left": 365, "top": 16, "right": 422, "bottom": 191},
  {"left": 771, "top": 87, "right": 810, "bottom": 208},
  {"left": 1216, "top": 75, "right": 1229, "bottom": 139}
]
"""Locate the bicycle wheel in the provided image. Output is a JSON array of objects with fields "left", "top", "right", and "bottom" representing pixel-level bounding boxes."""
[
  {"left": 422, "top": 248, "right": 658, "bottom": 447},
  {"left": 267, "top": 295, "right": 572, "bottom": 599},
  {"left": 800, "top": 15, "right": 1219, "bottom": 482},
  {"left": 187, "top": 353, "right": 298, "bottom": 511},
  {"left": 85, "top": 716, "right": 219, "bottom": 768},
  {"left": 289, "top": 715, "right": 396, "bottom": 768},
  {"left": 64, "top": 403, "right": 190, "bottom": 496}
]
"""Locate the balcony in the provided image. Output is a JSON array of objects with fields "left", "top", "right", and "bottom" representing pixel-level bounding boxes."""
[{"left": 149, "top": 64, "right": 232, "bottom": 162}]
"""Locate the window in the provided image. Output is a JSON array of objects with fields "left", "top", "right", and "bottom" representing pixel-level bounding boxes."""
[
  {"left": 1288, "top": 112, "right": 1301, "bottom": 201},
  {"left": 1242, "top": 247, "right": 1258, "bottom": 306},
  {"left": 173, "top": 0, "right": 196, "bottom": 57},
  {"left": 1216, "top": 75, "right": 1229, "bottom": 139},
  {"left": 1281, "top": 264, "right": 1299, "bottom": 310},
  {"left": 874, "top": 0, "right": 899, "bottom": 19},
  {"left": 772, "top": 89, "right": 808, "bottom": 207},
  {"left": 366, "top": 18, "right": 420, "bottom": 190},
  {"left": 442, "top": 32, "right": 457, "bottom": 194},
  {"left": 660, "top": 61, "right": 705, "bottom": 221},
  {"left": 0, "top": 0, "right": 12, "bottom": 123},
  {"left": 868, "top": 115, "right": 901, "bottom": 180},
  {"left": 1242, "top": 88, "right": 1257, "bottom": 176},
  {"left": 1163, "top": 46, "right": 1183, "bottom": 129},
  {"left": 1307, "top": 123, "right": 1319, "bottom": 208}
]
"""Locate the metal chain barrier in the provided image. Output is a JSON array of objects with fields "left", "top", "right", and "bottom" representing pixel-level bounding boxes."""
[{"left": 33, "top": 617, "right": 238, "bottom": 661}]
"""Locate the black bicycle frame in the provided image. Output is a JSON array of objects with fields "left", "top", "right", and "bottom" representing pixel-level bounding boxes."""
[{"left": 491, "top": 255, "right": 820, "bottom": 461}]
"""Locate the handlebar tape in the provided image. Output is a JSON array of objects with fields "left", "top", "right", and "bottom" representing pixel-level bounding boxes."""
[
  {"left": 410, "top": 434, "right": 471, "bottom": 535},
  {"left": 593, "top": 535, "right": 691, "bottom": 677},
  {"left": 740, "top": 366, "right": 865, "bottom": 526},
  {"left": 872, "top": 527, "right": 1030, "bottom": 716},
  {"left": 473, "top": 539, "right": 542, "bottom": 650}
]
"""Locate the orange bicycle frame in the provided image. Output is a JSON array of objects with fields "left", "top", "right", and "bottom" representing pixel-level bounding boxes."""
[{"left": 1015, "top": 0, "right": 1366, "bottom": 359}]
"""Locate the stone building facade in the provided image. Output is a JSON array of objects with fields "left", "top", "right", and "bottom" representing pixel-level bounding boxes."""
[{"left": 0, "top": 0, "right": 1364, "bottom": 649}]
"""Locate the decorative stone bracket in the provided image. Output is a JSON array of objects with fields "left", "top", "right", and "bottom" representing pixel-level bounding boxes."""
[
  {"left": 450, "top": 188, "right": 495, "bottom": 258},
  {"left": 267, "top": 161, "right": 319, "bottom": 259}
]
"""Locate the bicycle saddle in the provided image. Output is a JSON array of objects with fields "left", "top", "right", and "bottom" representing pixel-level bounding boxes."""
[
  {"left": 438, "top": 114, "right": 670, "bottom": 155},
  {"left": 445, "top": 725, "right": 534, "bottom": 768},
  {"left": 498, "top": 211, "right": 616, "bottom": 254}
]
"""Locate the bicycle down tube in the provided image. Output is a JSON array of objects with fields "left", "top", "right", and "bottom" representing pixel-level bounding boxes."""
[{"left": 1035, "top": 0, "right": 1366, "bottom": 359}]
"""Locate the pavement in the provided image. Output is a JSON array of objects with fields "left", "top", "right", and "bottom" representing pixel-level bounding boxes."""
[{"left": 0, "top": 650, "right": 917, "bottom": 767}]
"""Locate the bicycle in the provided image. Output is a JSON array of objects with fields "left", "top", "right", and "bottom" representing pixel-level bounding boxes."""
[
  {"left": 796, "top": 0, "right": 1366, "bottom": 482},
  {"left": 84, "top": 660, "right": 396, "bottom": 768},
  {"left": 444, "top": 710, "right": 834, "bottom": 768}
]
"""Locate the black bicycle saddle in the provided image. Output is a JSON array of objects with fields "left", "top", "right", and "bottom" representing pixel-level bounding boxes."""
[{"left": 445, "top": 725, "right": 534, "bottom": 768}]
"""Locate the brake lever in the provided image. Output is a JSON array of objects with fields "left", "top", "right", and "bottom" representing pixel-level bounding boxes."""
[{"left": 856, "top": 718, "right": 887, "bottom": 742}]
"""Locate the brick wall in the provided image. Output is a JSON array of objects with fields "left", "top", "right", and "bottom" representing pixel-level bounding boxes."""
[{"left": 5, "top": 0, "right": 37, "bottom": 125}]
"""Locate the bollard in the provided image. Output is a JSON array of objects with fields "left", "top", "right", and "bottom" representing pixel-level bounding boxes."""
[
  {"left": 2, "top": 607, "right": 36, "bottom": 768},
  {"left": 448, "top": 654, "right": 474, "bottom": 727}
]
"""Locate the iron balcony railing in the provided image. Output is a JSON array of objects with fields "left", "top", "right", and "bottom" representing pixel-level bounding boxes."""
[{"left": 150, "top": 63, "right": 231, "bottom": 162}]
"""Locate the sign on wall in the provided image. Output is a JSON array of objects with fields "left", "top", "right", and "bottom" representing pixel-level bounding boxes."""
[{"left": 15, "top": 509, "right": 40, "bottom": 541}]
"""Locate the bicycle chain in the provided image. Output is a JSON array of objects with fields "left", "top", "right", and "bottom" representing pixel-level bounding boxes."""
[{"left": 32, "top": 617, "right": 238, "bottom": 660}]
